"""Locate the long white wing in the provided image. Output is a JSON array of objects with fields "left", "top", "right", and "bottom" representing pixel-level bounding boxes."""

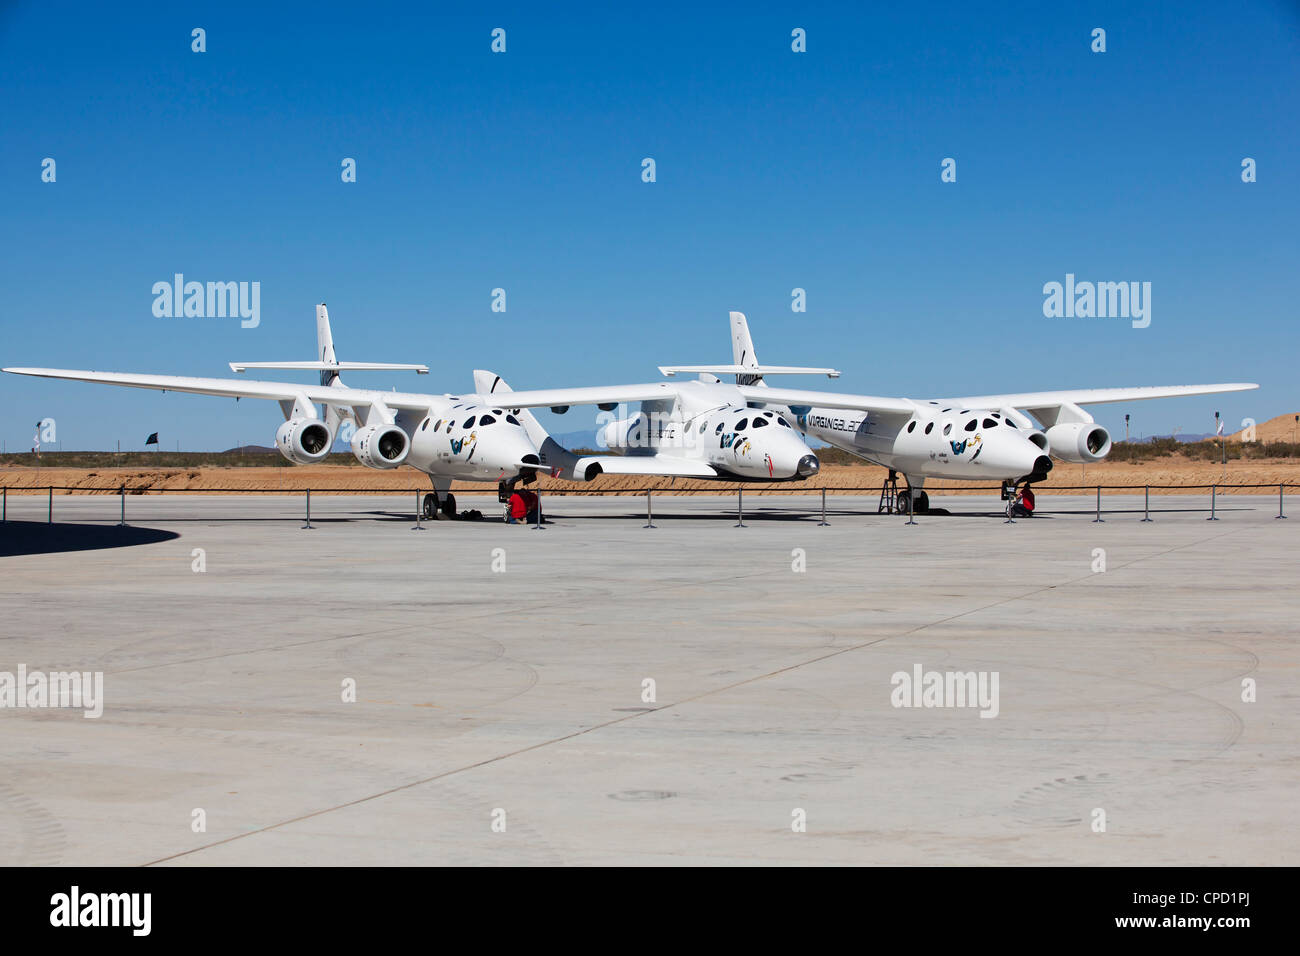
[
  {"left": 736, "top": 385, "right": 916, "bottom": 416},
  {"left": 944, "top": 383, "right": 1258, "bottom": 410},
  {"left": 477, "top": 382, "right": 681, "bottom": 409},
  {"left": 2, "top": 367, "right": 440, "bottom": 412}
]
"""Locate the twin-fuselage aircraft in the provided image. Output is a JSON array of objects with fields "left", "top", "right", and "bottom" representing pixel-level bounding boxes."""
[{"left": 4, "top": 304, "right": 1257, "bottom": 518}]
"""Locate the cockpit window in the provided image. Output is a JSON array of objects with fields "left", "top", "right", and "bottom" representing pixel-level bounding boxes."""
[
  {"left": 762, "top": 411, "right": 773, "bottom": 418},
  {"left": 964, "top": 419, "right": 978, "bottom": 432},
  {"left": 463, "top": 416, "right": 476, "bottom": 429},
  {"left": 982, "top": 418, "right": 998, "bottom": 428},
  {"left": 752, "top": 417, "right": 768, "bottom": 428},
  {"left": 715, "top": 422, "right": 724, "bottom": 433},
  {"left": 1005, "top": 420, "right": 1018, "bottom": 428},
  {"left": 735, "top": 418, "right": 748, "bottom": 430},
  {"left": 698, "top": 421, "right": 707, "bottom": 433},
  {"left": 924, "top": 422, "right": 934, "bottom": 434},
  {"left": 479, "top": 414, "right": 496, "bottom": 425},
  {"left": 506, "top": 414, "right": 520, "bottom": 426},
  {"left": 943, "top": 423, "right": 952, "bottom": 436},
  {"left": 492, "top": 409, "right": 503, "bottom": 415},
  {"left": 777, "top": 417, "right": 790, "bottom": 427}
]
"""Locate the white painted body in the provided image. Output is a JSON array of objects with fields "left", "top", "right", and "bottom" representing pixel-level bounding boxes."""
[{"left": 5, "top": 305, "right": 552, "bottom": 496}]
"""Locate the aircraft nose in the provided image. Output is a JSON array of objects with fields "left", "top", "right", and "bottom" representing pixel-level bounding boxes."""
[
  {"left": 797, "top": 454, "right": 820, "bottom": 477},
  {"left": 1026, "top": 454, "right": 1052, "bottom": 482}
]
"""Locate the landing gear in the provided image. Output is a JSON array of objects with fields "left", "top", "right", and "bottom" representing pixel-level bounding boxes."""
[
  {"left": 896, "top": 487, "right": 929, "bottom": 515},
  {"left": 423, "top": 485, "right": 457, "bottom": 519}
]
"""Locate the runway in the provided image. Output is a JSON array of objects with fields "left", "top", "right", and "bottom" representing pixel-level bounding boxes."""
[{"left": 0, "top": 493, "right": 1295, "bottom": 865}]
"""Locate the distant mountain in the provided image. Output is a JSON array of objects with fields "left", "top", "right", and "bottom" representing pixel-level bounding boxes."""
[{"left": 220, "top": 444, "right": 277, "bottom": 454}]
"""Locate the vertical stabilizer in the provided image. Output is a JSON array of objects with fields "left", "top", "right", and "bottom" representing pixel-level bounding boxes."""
[
  {"left": 730, "top": 311, "right": 764, "bottom": 386},
  {"left": 316, "top": 304, "right": 339, "bottom": 385}
]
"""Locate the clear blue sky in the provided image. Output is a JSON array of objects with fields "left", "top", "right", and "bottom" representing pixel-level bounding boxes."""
[{"left": 2, "top": 0, "right": 1296, "bottom": 450}]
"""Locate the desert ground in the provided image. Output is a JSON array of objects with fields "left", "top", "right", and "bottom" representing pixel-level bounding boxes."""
[{"left": 1, "top": 457, "right": 1296, "bottom": 497}]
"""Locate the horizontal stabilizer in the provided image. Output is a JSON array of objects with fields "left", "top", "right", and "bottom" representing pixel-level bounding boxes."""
[
  {"left": 230, "top": 362, "right": 428, "bottom": 374},
  {"left": 659, "top": 365, "right": 840, "bottom": 378}
]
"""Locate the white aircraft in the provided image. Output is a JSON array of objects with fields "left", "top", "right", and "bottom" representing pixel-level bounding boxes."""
[
  {"left": 5, "top": 305, "right": 558, "bottom": 518},
  {"left": 467, "top": 312, "right": 1257, "bottom": 515},
  {"left": 652, "top": 312, "right": 1258, "bottom": 513},
  {"left": 2, "top": 305, "right": 833, "bottom": 519}
]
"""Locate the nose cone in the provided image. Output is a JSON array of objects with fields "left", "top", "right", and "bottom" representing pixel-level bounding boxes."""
[
  {"left": 1026, "top": 454, "right": 1052, "bottom": 482},
  {"left": 797, "top": 454, "right": 820, "bottom": 477}
]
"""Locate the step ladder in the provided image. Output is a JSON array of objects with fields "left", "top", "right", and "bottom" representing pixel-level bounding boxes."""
[{"left": 878, "top": 470, "right": 901, "bottom": 514}]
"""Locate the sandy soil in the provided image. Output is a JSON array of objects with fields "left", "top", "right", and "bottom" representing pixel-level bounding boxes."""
[{"left": 1, "top": 458, "right": 1295, "bottom": 496}]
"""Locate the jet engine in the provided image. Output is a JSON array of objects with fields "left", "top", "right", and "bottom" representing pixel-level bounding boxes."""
[
  {"left": 275, "top": 418, "right": 333, "bottom": 465},
  {"left": 1045, "top": 422, "right": 1112, "bottom": 463},
  {"left": 351, "top": 423, "right": 410, "bottom": 469}
]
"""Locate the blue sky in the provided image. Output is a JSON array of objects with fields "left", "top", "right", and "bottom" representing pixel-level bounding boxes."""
[{"left": 1, "top": 0, "right": 1296, "bottom": 451}]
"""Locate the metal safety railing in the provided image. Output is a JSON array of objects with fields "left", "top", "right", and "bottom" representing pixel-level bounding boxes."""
[{"left": 1, "top": 481, "right": 1295, "bottom": 529}]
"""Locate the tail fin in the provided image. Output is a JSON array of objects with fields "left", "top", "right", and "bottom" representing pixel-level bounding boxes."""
[
  {"left": 231, "top": 303, "right": 427, "bottom": 380},
  {"left": 730, "top": 311, "right": 761, "bottom": 384},
  {"left": 317, "top": 304, "right": 339, "bottom": 384}
]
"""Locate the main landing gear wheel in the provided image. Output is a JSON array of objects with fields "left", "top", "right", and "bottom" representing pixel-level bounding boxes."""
[
  {"left": 897, "top": 489, "right": 929, "bottom": 515},
  {"left": 440, "top": 493, "right": 457, "bottom": 518},
  {"left": 422, "top": 493, "right": 437, "bottom": 519}
]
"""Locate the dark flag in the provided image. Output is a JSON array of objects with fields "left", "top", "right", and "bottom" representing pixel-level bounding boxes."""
[{"left": 145, "top": 432, "right": 159, "bottom": 445}]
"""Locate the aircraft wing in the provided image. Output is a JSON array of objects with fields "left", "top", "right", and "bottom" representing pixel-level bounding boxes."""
[
  {"left": 481, "top": 383, "right": 681, "bottom": 410},
  {"left": 572, "top": 454, "right": 718, "bottom": 478},
  {"left": 943, "top": 383, "right": 1259, "bottom": 412},
  {"left": 736, "top": 385, "right": 916, "bottom": 416},
  {"left": 2, "top": 367, "right": 440, "bottom": 412}
]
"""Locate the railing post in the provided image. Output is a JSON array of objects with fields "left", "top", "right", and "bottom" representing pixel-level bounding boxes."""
[
  {"left": 818, "top": 487, "right": 829, "bottom": 527},
  {"left": 48, "top": 485, "right": 53, "bottom": 524},
  {"left": 905, "top": 489, "right": 917, "bottom": 526},
  {"left": 412, "top": 489, "right": 424, "bottom": 530},
  {"left": 1092, "top": 485, "right": 1104, "bottom": 523},
  {"left": 1207, "top": 484, "right": 1218, "bottom": 521},
  {"left": 118, "top": 484, "right": 127, "bottom": 527},
  {"left": 735, "top": 487, "right": 746, "bottom": 528},
  {"left": 302, "top": 488, "right": 314, "bottom": 529},
  {"left": 2, "top": 487, "right": 5, "bottom": 523},
  {"left": 1276, "top": 483, "right": 1287, "bottom": 520},
  {"left": 1140, "top": 484, "right": 1152, "bottom": 522},
  {"left": 532, "top": 485, "right": 544, "bottom": 530},
  {"left": 644, "top": 489, "right": 655, "bottom": 529}
]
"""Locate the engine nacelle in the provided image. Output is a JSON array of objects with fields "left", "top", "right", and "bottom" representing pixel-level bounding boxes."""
[
  {"left": 276, "top": 418, "right": 333, "bottom": 465},
  {"left": 1046, "top": 422, "right": 1112, "bottom": 463},
  {"left": 351, "top": 423, "right": 410, "bottom": 469}
]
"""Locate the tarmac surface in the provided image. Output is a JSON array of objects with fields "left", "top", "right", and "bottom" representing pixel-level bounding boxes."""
[{"left": 0, "top": 491, "right": 1295, "bottom": 865}]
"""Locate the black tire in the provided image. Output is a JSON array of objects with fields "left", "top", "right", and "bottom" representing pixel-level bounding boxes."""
[
  {"left": 422, "top": 494, "right": 437, "bottom": 519},
  {"left": 915, "top": 491, "right": 930, "bottom": 514},
  {"left": 896, "top": 489, "right": 911, "bottom": 514},
  {"left": 441, "top": 493, "right": 457, "bottom": 518}
]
